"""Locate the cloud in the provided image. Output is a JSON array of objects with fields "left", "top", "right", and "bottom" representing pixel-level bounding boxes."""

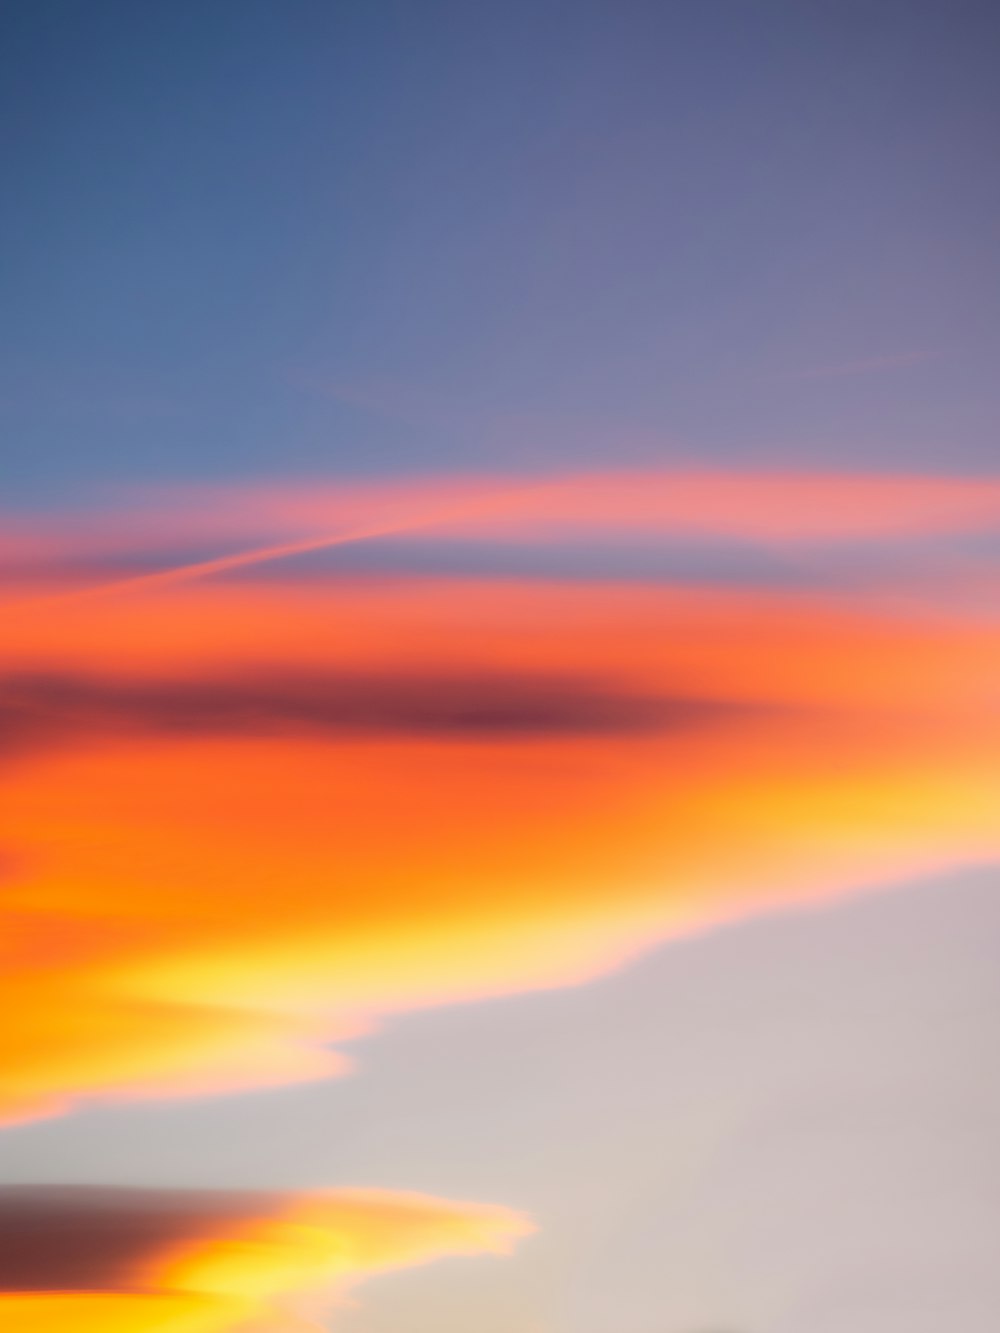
[
  {"left": 0, "top": 1185, "right": 531, "bottom": 1332},
  {"left": 0, "top": 668, "right": 744, "bottom": 761},
  {"left": 1, "top": 571, "right": 998, "bottom": 1121},
  {"left": 6, "top": 467, "right": 1000, "bottom": 594},
  {"left": 0, "top": 1187, "right": 270, "bottom": 1292}
]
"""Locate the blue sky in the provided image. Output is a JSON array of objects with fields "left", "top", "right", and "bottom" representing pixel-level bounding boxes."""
[{"left": 3, "top": 0, "right": 999, "bottom": 504}]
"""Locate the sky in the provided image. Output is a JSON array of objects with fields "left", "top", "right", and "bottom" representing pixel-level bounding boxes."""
[{"left": 1, "top": 3, "right": 999, "bottom": 1331}]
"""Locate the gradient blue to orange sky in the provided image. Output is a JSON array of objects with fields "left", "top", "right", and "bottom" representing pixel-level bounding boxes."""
[{"left": 2, "top": 4, "right": 999, "bottom": 1331}]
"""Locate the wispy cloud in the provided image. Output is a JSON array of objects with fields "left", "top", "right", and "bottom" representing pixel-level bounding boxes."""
[{"left": 6, "top": 467, "right": 1000, "bottom": 599}]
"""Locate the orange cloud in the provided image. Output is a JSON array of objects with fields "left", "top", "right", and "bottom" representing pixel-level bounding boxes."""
[
  {"left": 1, "top": 570, "right": 998, "bottom": 1121},
  {"left": 0, "top": 1186, "right": 530, "bottom": 1332}
]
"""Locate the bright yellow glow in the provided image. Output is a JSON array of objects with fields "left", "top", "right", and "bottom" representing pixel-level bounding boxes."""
[{"left": 0, "top": 1294, "right": 254, "bottom": 1333}]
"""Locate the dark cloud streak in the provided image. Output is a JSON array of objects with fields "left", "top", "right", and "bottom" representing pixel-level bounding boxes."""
[
  {"left": 0, "top": 669, "right": 752, "bottom": 757},
  {"left": 0, "top": 1186, "right": 281, "bottom": 1293}
]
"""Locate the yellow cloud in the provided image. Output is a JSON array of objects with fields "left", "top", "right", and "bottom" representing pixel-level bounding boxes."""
[
  {"left": 1, "top": 574, "right": 996, "bottom": 1121},
  {"left": 0, "top": 1187, "right": 532, "bottom": 1332}
]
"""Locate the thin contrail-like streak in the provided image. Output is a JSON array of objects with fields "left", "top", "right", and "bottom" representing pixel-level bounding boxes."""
[
  {"left": 6, "top": 524, "right": 408, "bottom": 610},
  {"left": 73, "top": 521, "right": 421, "bottom": 597},
  {"left": 7, "top": 520, "right": 434, "bottom": 611},
  {"left": 17, "top": 484, "right": 549, "bottom": 606}
]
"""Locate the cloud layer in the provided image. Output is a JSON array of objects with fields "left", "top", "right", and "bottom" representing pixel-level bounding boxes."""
[
  {"left": 6, "top": 467, "right": 1000, "bottom": 589},
  {"left": 2, "top": 557, "right": 998, "bottom": 1122},
  {"left": 2, "top": 470, "right": 998, "bottom": 1321}
]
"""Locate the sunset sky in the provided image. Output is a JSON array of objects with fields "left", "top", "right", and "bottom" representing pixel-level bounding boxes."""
[{"left": 2, "top": 4, "right": 999, "bottom": 1331}]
